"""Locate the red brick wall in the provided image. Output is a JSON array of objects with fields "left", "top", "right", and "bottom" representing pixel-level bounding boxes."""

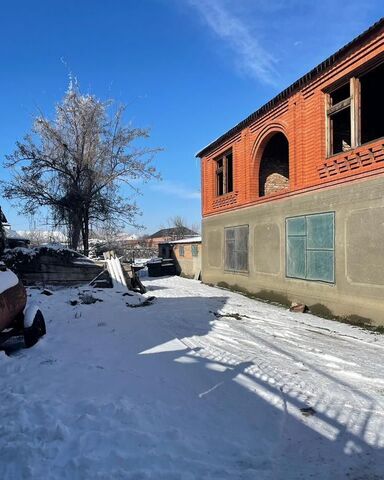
[
  {"left": 201, "top": 26, "right": 384, "bottom": 217},
  {"left": 173, "top": 243, "right": 201, "bottom": 260}
]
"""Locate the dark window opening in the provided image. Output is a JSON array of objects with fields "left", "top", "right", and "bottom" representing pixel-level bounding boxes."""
[
  {"left": 259, "top": 132, "right": 289, "bottom": 197},
  {"left": 215, "top": 151, "right": 233, "bottom": 196},
  {"left": 216, "top": 158, "right": 224, "bottom": 196},
  {"left": 360, "top": 62, "right": 384, "bottom": 144},
  {"left": 226, "top": 153, "right": 233, "bottom": 193},
  {"left": 330, "top": 83, "right": 350, "bottom": 105},
  {"left": 330, "top": 107, "right": 351, "bottom": 154},
  {"left": 327, "top": 83, "right": 352, "bottom": 155},
  {"left": 326, "top": 63, "right": 384, "bottom": 156}
]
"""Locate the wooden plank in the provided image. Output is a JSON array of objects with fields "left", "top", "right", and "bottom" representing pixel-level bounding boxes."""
[
  {"left": 351, "top": 76, "right": 361, "bottom": 148},
  {"left": 113, "top": 257, "right": 127, "bottom": 288},
  {"left": 325, "top": 93, "right": 332, "bottom": 157},
  {"left": 103, "top": 251, "right": 128, "bottom": 291},
  {"left": 327, "top": 97, "right": 351, "bottom": 115},
  {"left": 39, "top": 264, "right": 101, "bottom": 274}
]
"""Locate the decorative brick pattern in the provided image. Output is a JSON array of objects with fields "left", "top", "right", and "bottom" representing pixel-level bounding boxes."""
[
  {"left": 200, "top": 25, "right": 384, "bottom": 218},
  {"left": 318, "top": 143, "right": 384, "bottom": 179},
  {"left": 212, "top": 192, "right": 238, "bottom": 210}
]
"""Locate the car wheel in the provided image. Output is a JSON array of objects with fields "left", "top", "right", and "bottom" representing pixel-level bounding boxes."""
[{"left": 24, "top": 310, "right": 46, "bottom": 348}]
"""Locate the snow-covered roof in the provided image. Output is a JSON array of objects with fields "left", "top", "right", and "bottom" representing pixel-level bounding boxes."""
[
  {"left": 149, "top": 227, "right": 198, "bottom": 239},
  {"left": 169, "top": 236, "right": 202, "bottom": 245},
  {"left": 5, "top": 229, "right": 23, "bottom": 239},
  {"left": 16, "top": 230, "right": 67, "bottom": 242}
]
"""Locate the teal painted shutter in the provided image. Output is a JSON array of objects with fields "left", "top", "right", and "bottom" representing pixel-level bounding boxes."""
[
  {"left": 306, "top": 213, "right": 334, "bottom": 250},
  {"left": 306, "top": 213, "right": 334, "bottom": 282},
  {"left": 287, "top": 216, "right": 306, "bottom": 236},
  {"left": 306, "top": 250, "right": 334, "bottom": 282},
  {"left": 286, "top": 217, "right": 306, "bottom": 279},
  {"left": 287, "top": 234, "right": 306, "bottom": 278}
]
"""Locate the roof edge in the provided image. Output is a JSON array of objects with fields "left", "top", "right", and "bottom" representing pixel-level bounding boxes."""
[{"left": 196, "top": 17, "right": 384, "bottom": 158}]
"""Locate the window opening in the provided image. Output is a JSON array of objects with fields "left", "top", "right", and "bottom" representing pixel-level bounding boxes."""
[
  {"left": 360, "top": 62, "right": 384, "bottom": 144},
  {"left": 225, "top": 225, "right": 248, "bottom": 272},
  {"left": 215, "top": 150, "right": 233, "bottom": 196},
  {"left": 286, "top": 212, "right": 335, "bottom": 283},
  {"left": 259, "top": 132, "right": 289, "bottom": 197}
]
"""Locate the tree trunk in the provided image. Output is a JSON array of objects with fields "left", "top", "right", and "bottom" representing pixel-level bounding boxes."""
[
  {"left": 82, "top": 210, "right": 90, "bottom": 257},
  {"left": 69, "top": 212, "right": 82, "bottom": 251}
]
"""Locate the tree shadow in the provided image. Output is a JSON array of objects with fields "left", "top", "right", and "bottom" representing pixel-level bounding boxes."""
[
  {"left": 6, "top": 285, "right": 383, "bottom": 479},
  {"left": 122, "top": 292, "right": 384, "bottom": 479}
]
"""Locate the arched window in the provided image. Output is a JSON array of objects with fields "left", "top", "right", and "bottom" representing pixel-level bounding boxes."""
[{"left": 259, "top": 132, "right": 289, "bottom": 197}]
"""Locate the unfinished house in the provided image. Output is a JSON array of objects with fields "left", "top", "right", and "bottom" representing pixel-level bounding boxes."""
[{"left": 197, "top": 19, "right": 384, "bottom": 325}]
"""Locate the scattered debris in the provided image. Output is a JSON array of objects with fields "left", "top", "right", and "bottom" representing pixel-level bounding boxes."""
[
  {"left": 41, "top": 289, "right": 54, "bottom": 296},
  {"left": 69, "top": 300, "right": 78, "bottom": 306},
  {"left": 212, "top": 311, "right": 243, "bottom": 321},
  {"left": 194, "top": 269, "right": 201, "bottom": 281},
  {"left": 89, "top": 270, "right": 113, "bottom": 289},
  {"left": 126, "top": 296, "right": 156, "bottom": 308},
  {"left": 78, "top": 293, "right": 103, "bottom": 305},
  {"left": 300, "top": 406, "right": 316, "bottom": 417},
  {"left": 130, "top": 267, "right": 147, "bottom": 294},
  {"left": 290, "top": 302, "right": 308, "bottom": 313},
  {"left": 103, "top": 251, "right": 128, "bottom": 291}
]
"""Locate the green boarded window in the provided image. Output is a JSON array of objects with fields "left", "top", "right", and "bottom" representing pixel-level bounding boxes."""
[
  {"left": 191, "top": 245, "right": 199, "bottom": 257},
  {"left": 286, "top": 212, "right": 335, "bottom": 283},
  {"left": 179, "top": 246, "right": 185, "bottom": 257},
  {"left": 225, "top": 225, "right": 249, "bottom": 273}
]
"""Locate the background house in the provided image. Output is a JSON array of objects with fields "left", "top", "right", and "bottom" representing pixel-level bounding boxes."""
[
  {"left": 148, "top": 227, "right": 199, "bottom": 246},
  {"left": 166, "top": 236, "right": 202, "bottom": 279}
]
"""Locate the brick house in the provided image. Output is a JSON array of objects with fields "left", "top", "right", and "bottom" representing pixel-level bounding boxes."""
[
  {"left": 148, "top": 227, "right": 199, "bottom": 246},
  {"left": 197, "top": 19, "right": 384, "bottom": 325},
  {"left": 170, "top": 236, "right": 202, "bottom": 278}
]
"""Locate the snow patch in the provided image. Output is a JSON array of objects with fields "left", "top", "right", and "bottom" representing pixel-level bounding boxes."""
[
  {"left": 23, "top": 303, "right": 41, "bottom": 328},
  {"left": 1, "top": 277, "right": 384, "bottom": 479},
  {"left": 0, "top": 269, "right": 19, "bottom": 294}
]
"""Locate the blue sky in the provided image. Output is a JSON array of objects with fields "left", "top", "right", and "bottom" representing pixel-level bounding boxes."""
[{"left": 0, "top": 0, "right": 381, "bottom": 235}]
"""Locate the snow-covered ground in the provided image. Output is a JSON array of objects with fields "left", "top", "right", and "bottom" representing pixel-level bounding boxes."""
[{"left": 1, "top": 276, "right": 384, "bottom": 479}]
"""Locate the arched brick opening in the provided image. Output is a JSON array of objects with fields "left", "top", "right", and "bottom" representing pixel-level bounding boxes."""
[{"left": 258, "top": 132, "right": 289, "bottom": 197}]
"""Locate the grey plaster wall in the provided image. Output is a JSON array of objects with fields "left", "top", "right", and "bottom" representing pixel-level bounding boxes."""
[
  {"left": 176, "top": 256, "right": 201, "bottom": 278},
  {"left": 202, "top": 176, "right": 384, "bottom": 325}
]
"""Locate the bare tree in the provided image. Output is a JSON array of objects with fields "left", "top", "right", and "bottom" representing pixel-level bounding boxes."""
[
  {"left": 190, "top": 222, "right": 201, "bottom": 234},
  {"left": 162, "top": 215, "right": 199, "bottom": 240},
  {"left": 18, "top": 229, "right": 66, "bottom": 247},
  {"left": 3, "top": 78, "right": 160, "bottom": 255}
]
